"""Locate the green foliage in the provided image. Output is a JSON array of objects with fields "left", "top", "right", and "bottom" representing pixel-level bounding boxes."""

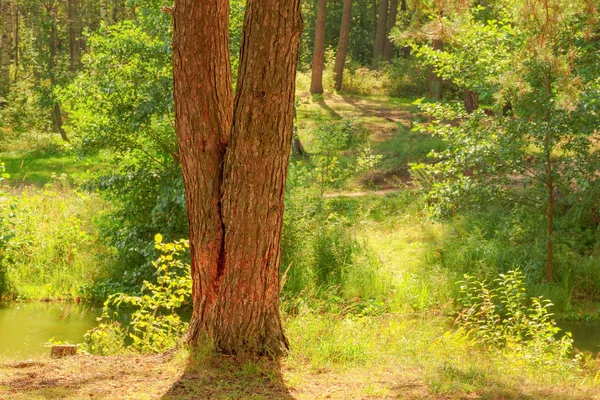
[
  {"left": 84, "top": 237, "right": 191, "bottom": 355},
  {"left": 456, "top": 270, "right": 576, "bottom": 369},
  {"left": 412, "top": 17, "right": 517, "bottom": 102}
]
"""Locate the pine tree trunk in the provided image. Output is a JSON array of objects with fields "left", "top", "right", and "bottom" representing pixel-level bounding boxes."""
[
  {"left": 383, "top": 0, "right": 397, "bottom": 61},
  {"left": 428, "top": 38, "right": 443, "bottom": 100},
  {"left": 173, "top": 0, "right": 302, "bottom": 356},
  {"left": 333, "top": 0, "right": 351, "bottom": 91},
  {"left": 464, "top": 89, "right": 479, "bottom": 113},
  {"left": 373, "top": 0, "right": 387, "bottom": 61},
  {"left": 310, "top": 0, "right": 326, "bottom": 94}
]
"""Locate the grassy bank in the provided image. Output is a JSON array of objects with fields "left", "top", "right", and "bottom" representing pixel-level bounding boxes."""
[{"left": 1, "top": 315, "right": 599, "bottom": 400}]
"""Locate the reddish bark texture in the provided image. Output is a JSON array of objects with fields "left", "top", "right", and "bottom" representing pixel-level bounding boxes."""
[{"left": 173, "top": 0, "right": 302, "bottom": 355}]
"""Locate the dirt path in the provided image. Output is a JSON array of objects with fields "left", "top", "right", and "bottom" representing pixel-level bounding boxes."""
[{"left": 0, "top": 354, "right": 429, "bottom": 399}]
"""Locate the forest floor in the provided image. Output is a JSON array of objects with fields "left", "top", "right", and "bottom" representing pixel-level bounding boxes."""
[{"left": 2, "top": 351, "right": 599, "bottom": 400}]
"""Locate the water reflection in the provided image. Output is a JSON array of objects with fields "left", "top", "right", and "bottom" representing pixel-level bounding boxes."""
[{"left": 0, "top": 302, "right": 102, "bottom": 357}]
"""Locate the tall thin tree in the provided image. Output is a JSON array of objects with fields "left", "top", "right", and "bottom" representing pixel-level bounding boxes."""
[
  {"left": 333, "top": 0, "right": 351, "bottom": 91},
  {"left": 310, "top": 0, "right": 326, "bottom": 94},
  {"left": 373, "top": 0, "right": 387, "bottom": 60},
  {"left": 383, "top": 0, "right": 398, "bottom": 60}
]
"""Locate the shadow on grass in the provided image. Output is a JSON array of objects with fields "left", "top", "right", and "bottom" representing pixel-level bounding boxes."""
[
  {"left": 162, "top": 354, "right": 295, "bottom": 400},
  {"left": 313, "top": 96, "right": 342, "bottom": 120},
  {"left": 423, "top": 364, "right": 598, "bottom": 400}
]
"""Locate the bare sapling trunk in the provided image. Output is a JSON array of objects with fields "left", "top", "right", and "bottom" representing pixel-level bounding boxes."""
[
  {"left": 333, "top": 0, "right": 351, "bottom": 91},
  {"left": 310, "top": 0, "right": 326, "bottom": 94},
  {"left": 173, "top": 0, "right": 302, "bottom": 355},
  {"left": 292, "top": 106, "right": 306, "bottom": 156},
  {"left": 544, "top": 72, "right": 553, "bottom": 282},
  {"left": 383, "top": 0, "right": 398, "bottom": 61}
]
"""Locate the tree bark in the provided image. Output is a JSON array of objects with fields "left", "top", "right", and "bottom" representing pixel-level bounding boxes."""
[
  {"left": 464, "top": 89, "right": 479, "bottom": 113},
  {"left": 333, "top": 0, "right": 351, "bottom": 91},
  {"left": 310, "top": 0, "right": 326, "bottom": 94},
  {"left": 428, "top": 38, "right": 443, "bottom": 100},
  {"left": 383, "top": 0, "right": 397, "bottom": 61},
  {"left": 173, "top": 0, "right": 302, "bottom": 355},
  {"left": 373, "top": 0, "right": 387, "bottom": 61}
]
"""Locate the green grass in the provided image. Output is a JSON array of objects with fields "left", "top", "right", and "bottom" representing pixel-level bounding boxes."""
[{"left": 0, "top": 151, "right": 111, "bottom": 186}]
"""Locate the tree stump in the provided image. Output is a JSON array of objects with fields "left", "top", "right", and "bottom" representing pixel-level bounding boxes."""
[{"left": 51, "top": 345, "right": 77, "bottom": 358}]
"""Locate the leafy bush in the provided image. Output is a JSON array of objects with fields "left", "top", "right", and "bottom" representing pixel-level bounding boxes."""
[
  {"left": 84, "top": 237, "right": 191, "bottom": 355},
  {"left": 456, "top": 270, "right": 576, "bottom": 369}
]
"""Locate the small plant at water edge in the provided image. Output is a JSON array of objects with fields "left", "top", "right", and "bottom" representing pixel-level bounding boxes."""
[
  {"left": 455, "top": 269, "right": 577, "bottom": 370},
  {"left": 84, "top": 236, "right": 191, "bottom": 355}
]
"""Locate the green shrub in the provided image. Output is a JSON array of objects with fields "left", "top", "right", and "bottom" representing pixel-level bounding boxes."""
[
  {"left": 84, "top": 237, "right": 191, "bottom": 355},
  {"left": 456, "top": 270, "right": 577, "bottom": 370}
]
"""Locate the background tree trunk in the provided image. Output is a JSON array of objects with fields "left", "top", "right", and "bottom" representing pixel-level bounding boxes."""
[
  {"left": 310, "top": 0, "right": 326, "bottom": 94},
  {"left": 12, "top": 1, "right": 17, "bottom": 82},
  {"left": 174, "top": 0, "right": 302, "bottom": 355},
  {"left": 0, "top": 0, "right": 14, "bottom": 97},
  {"left": 428, "top": 38, "right": 443, "bottom": 100},
  {"left": 48, "top": 1, "right": 69, "bottom": 142},
  {"left": 292, "top": 107, "right": 306, "bottom": 156},
  {"left": 333, "top": 0, "right": 351, "bottom": 91},
  {"left": 464, "top": 89, "right": 478, "bottom": 113},
  {"left": 383, "top": 0, "right": 397, "bottom": 61},
  {"left": 373, "top": 0, "right": 387, "bottom": 61}
]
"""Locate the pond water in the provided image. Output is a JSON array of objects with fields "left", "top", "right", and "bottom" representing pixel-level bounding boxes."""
[
  {"left": 560, "top": 321, "right": 600, "bottom": 354},
  {"left": 0, "top": 302, "right": 102, "bottom": 358},
  {"left": 1, "top": 302, "right": 600, "bottom": 358}
]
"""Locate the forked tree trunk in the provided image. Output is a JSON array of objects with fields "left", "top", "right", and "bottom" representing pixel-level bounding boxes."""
[
  {"left": 428, "top": 38, "right": 443, "bottom": 100},
  {"left": 310, "top": 0, "right": 326, "bottom": 94},
  {"left": 333, "top": 0, "right": 351, "bottom": 91},
  {"left": 464, "top": 89, "right": 479, "bottom": 113},
  {"left": 373, "top": 0, "right": 387, "bottom": 61},
  {"left": 383, "top": 0, "right": 397, "bottom": 61},
  {"left": 173, "top": 0, "right": 302, "bottom": 355}
]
